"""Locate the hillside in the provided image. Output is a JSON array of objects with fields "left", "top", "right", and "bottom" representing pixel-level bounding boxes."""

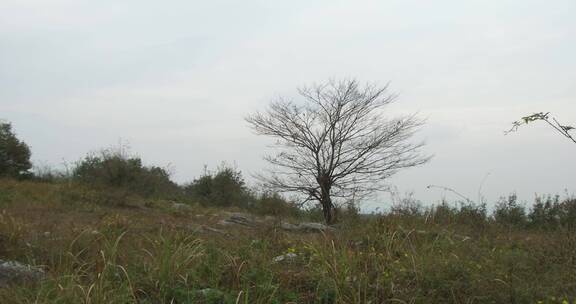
[{"left": 0, "top": 179, "right": 575, "bottom": 303}]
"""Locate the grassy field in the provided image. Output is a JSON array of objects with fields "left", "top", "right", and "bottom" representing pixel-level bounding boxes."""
[{"left": 0, "top": 179, "right": 575, "bottom": 303}]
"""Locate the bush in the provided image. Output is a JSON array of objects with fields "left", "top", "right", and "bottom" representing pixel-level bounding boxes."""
[
  {"left": 30, "top": 162, "right": 72, "bottom": 183},
  {"left": 528, "top": 195, "right": 562, "bottom": 229},
  {"left": 427, "top": 201, "right": 487, "bottom": 230},
  {"left": 493, "top": 194, "right": 527, "bottom": 228},
  {"left": 528, "top": 195, "right": 576, "bottom": 230},
  {"left": 183, "top": 164, "right": 250, "bottom": 207},
  {"left": 390, "top": 192, "right": 424, "bottom": 217},
  {"left": 183, "top": 164, "right": 301, "bottom": 217},
  {"left": 72, "top": 146, "right": 179, "bottom": 198},
  {"left": 557, "top": 197, "right": 576, "bottom": 229},
  {"left": 0, "top": 122, "right": 32, "bottom": 179},
  {"left": 250, "top": 191, "right": 301, "bottom": 218}
]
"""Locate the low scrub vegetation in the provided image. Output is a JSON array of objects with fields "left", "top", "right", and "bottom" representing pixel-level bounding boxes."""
[
  {"left": 0, "top": 179, "right": 575, "bottom": 303},
  {"left": 183, "top": 164, "right": 251, "bottom": 208},
  {"left": 72, "top": 147, "right": 180, "bottom": 199},
  {"left": 28, "top": 146, "right": 299, "bottom": 217},
  {"left": 0, "top": 122, "right": 32, "bottom": 179}
]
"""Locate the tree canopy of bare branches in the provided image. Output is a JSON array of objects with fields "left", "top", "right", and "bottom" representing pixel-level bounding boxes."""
[
  {"left": 506, "top": 112, "right": 575, "bottom": 144},
  {"left": 246, "top": 79, "right": 430, "bottom": 224}
]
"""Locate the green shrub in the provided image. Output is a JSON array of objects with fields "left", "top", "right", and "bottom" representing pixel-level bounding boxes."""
[
  {"left": 457, "top": 202, "right": 487, "bottom": 224},
  {"left": 390, "top": 192, "right": 424, "bottom": 217},
  {"left": 426, "top": 201, "right": 457, "bottom": 225},
  {"left": 493, "top": 194, "right": 527, "bottom": 228},
  {"left": 529, "top": 195, "right": 576, "bottom": 230},
  {"left": 183, "top": 164, "right": 250, "bottom": 207},
  {"left": 426, "top": 201, "right": 487, "bottom": 230},
  {"left": 0, "top": 121, "right": 32, "bottom": 179},
  {"left": 250, "top": 191, "right": 301, "bottom": 218},
  {"left": 557, "top": 197, "right": 576, "bottom": 229},
  {"left": 30, "top": 165, "right": 69, "bottom": 183},
  {"left": 72, "top": 146, "right": 179, "bottom": 198},
  {"left": 183, "top": 164, "right": 300, "bottom": 217}
]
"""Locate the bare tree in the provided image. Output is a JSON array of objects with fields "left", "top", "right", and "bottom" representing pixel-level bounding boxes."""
[
  {"left": 506, "top": 112, "right": 575, "bottom": 144},
  {"left": 246, "top": 79, "right": 430, "bottom": 224}
]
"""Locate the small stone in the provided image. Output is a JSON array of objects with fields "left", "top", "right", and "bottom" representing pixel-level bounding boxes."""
[
  {"left": 272, "top": 253, "right": 298, "bottom": 263},
  {"left": 171, "top": 203, "right": 191, "bottom": 211},
  {"left": 196, "top": 288, "right": 225, "bottom": 300},
  {"left": 280, "top": 222, "right": 299, "bottom": 230}
]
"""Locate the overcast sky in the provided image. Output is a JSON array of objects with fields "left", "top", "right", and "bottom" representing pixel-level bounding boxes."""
[{"left": 2, "top": 0, "right": 575, "bottom": 210}]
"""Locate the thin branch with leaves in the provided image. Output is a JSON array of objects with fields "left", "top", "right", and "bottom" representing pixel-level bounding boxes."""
[{"left": 505, "top": 112, "right": 575, "bottom": 144}]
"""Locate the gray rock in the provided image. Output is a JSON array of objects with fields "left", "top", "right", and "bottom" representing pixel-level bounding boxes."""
[
  {"left": 280, "top": 222, "right": 299, "bottom": 230},
  {"left": 280, "top": 222, "right": 335, "bottom": 233},
  {"left": 196, "top": 288, "right": 225, "bottom": 300},
  {"left": 202, "top": 226, "right": 229, "bottom": 236},
  {"left": 453, "top": 234, "right": 472, "bottom": 242},
  {"left": 219, "top": 214, "right": 257, "bottom": 227},
  {"left": 171, "top": 202, "right": 192, "bottom": 211},
  {"left": 217, "top": 219, "right": 233, "bottom": 226},
  {"left": 229, "top": 215, "right": 255, "bottom": 226},
  {"left": 0, "top": 260, "right": 44, "bottom": 287},
  {"left": 298, "top": 222, "right": 335, "bottom": 232},
  {"left": 272, "top": 253, "right": 298, "bottom": 263}
]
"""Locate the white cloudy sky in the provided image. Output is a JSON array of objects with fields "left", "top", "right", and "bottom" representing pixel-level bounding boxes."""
[{"left": 2, "top": 0, "right": 575, "bottom": 209}]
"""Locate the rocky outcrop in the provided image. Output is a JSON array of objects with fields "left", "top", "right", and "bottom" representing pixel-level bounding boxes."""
[
  {"left": 280, "top": 222, "right": 336, "bottom": 233},
  {"left": 216, "top": 213, "right": 336, "bottom": 233},
  {"left": 218, "top": 213, "right": 258, "bottom": 227},
  {"left": 0, "top": 260, "right": 44, "bottom": 287}
]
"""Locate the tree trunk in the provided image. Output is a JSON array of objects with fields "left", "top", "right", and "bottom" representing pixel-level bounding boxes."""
[
  {"left": 321, "top": 196, "right": 335, "bottom": 224},
  {"left": 318, "top": 173, "right": 335, "bottom": 224}
]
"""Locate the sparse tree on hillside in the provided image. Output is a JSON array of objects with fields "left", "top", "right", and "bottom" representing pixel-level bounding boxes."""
[
  {"left": 246, "top": 79, "right": 430, "bottom": 224},
  {"left": 506, "top": 112, "right": 575, "bottom": 144},
  {"left": 0, "top": 121, "right": 32, "bottom": 178}
]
